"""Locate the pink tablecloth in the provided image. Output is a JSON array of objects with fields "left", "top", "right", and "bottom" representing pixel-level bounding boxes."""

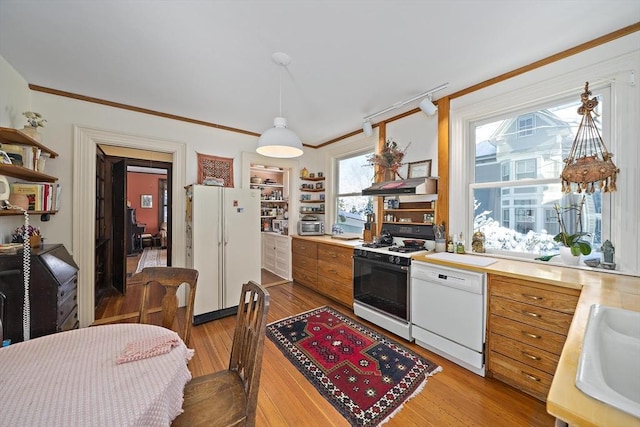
[{"left": 0, "top": 323, "right": 194, "bottom": 426}]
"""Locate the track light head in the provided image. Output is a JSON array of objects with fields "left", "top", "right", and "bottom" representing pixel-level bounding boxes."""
[
  {"left": 363, "top": 120, "right": 373, "bottom": 136},
  {"left": 419, "top": 95, "right": 437, "bottom": 116}
]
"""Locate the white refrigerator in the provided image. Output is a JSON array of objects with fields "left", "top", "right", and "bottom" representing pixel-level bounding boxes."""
[{"left": 186, "top": 184, "right": 261, "bottom": 324}]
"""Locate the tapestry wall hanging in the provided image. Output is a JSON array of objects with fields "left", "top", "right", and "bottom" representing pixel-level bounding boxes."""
[{"left": 196, "top": 153, "right": 234, "bottom": 187}]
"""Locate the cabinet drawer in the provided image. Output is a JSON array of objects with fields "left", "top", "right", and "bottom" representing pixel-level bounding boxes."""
[
  {"left": 293, "top": 253, "right": 317, "bottom": 272},
  {"left": 58, "top": 304, "right": 79, "bottom": 332},
  {"left": 317, "top": 244, "right": 352, "bottom": 265},
  {"left": 293, "top": 265, "right": 317, "bottom": 290},
  {"left": 489, "top": 351, "right": 553, "bottom": 401},
  {"left": 489, "top": 332, "right": 559, "bottom": 375},
  {"left": 491, "top": 296, "right": 573, "bottom": 334},
  {"left": 490, "top": 276, "right": 579, "bottom": 314},
  {"left": 317, "top": 275, "right": 352, "bottom": 306},
  {"left": 292, "top": 239, "right": 318, "bottom": 258},
  {"left": 490, "top": 314, "right": 567, "bottom": 355},
  {"left": 317, "top": 259, "right": 352, "bottom": 284},
  {"left": 58, "top": 276, "right": 77, "bottom": 301},
  {"left": 58, "top": 288, "right": 78, "bottom": 323}
]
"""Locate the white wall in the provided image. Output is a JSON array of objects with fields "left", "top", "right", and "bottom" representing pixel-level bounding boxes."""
[{"left": 0, "top": 55, "right": 30, "bottom": 129}]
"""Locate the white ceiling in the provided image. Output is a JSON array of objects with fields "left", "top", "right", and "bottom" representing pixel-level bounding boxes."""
[{"left": 1, "top": 1, "right": 638, "bottom": 147}]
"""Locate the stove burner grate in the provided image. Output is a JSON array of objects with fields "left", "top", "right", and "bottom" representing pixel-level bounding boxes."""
[
  {"left": 388, "top": 246, "right": 426, "bottom": 253},
  {"left": 361, "top": 242, "right": 393, "bottom": 248}
]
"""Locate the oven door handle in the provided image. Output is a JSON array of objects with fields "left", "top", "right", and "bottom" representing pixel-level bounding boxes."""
[{"left": 354, "top": 257, "right": 409, "bottom": 272}]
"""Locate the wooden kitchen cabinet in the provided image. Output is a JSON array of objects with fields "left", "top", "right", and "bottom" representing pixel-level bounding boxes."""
[
  {"left": 487, "top": 274, "right": 579, "bottom": 402},
  {"left": 317, "top": 244, "right": 353, "bottom": 306},
  {"left": 262, "top": 233, "right": 291, "bottom": 280},
  {"left": 291, "top": 237, "right": 353, "bottom": 307},
  {"left": 292, "top": 238, "right": 318, "bottom": 290}
]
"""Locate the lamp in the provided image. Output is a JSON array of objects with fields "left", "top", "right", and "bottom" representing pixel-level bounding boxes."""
[
  {"left": 363, "top": 120, "right": 373, "bottom": 137},
  {"left": 257, "top": 52, "right": 303, "bottom": 158},
  {"left": 418, "top": 94, "right": 437, "bottom": 116},
  {"left": 561, "top": 82, "right": 619, "bottom": 193},
  {"left": 362, "top": 82, "right": 448, "bottom": 133}
]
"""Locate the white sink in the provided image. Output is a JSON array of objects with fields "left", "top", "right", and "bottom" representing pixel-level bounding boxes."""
[{"left": 576, "top": 304, "right": 640, "bottom": 417}]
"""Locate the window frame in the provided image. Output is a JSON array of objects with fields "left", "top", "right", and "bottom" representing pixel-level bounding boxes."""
[{"left": 332, "top": 148, "right": 375, "bottom": 235}]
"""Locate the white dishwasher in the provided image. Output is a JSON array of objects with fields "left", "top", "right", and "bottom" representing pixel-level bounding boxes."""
[{"left": 411, "top": 260, "right": 487, "bottom": 376}]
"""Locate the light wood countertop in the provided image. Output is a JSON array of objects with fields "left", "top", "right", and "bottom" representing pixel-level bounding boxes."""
[
  {"left": 412, "top": 253, "right": 640, "bottom": 426},
  {"left": 290, "top": 234, "right": 363, "bottom": 248}
]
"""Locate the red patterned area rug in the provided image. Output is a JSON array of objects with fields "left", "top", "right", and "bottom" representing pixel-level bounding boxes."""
[{"left": 267, "top": 306, "right": 442, "bottom": 426}]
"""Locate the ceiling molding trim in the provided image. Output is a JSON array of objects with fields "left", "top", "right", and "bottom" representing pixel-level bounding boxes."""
[
  {"left": 449, "top": 21, "right": 640, "bottom": 100},
  {"left": 28, "top": 84, "right": 261, "bottom": 137}
]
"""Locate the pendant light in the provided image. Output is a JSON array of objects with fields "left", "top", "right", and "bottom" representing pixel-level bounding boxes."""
[{"left": 257, "top": 52, "right": 303, "bottom": 158}]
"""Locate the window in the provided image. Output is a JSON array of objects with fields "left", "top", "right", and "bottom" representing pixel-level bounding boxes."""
[
  {"left": 517, "top": 114, "right": 535, "bottom": 137},
  {"left": 335, "top": 152, "right": 374, "bottom": 234},
  {"left": 472, "top": 92, "right": 604, "bottom": 255},
  {"left": 515, "top": 159, "right": 536, "bottom": 180}
]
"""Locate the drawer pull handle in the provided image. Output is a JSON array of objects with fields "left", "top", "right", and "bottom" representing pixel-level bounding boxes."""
[
  {"left": 522, "top": 293, "right": 542, "bottom": 300},
  {"left": 522, "top": 371, "right": 541, "bottom": 382},
  {"left": 330, "top": 253, "right": 337, "bottom": 258},
  {"left": 522, "top": 331, "right": 541, "bottom": 339},
  {"left": 522, "top": 351, "right": 541, "bottom": 360},
  {"left": 523, "top": 310, "right": 540, "bottom": 318},
  {"left": 329, "top": 269, "right": 337, "bottom": 274}
]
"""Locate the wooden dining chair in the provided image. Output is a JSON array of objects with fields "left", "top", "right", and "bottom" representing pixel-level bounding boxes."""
[
  {"left": 92, "top": 267, "right": 198, "bottom": 347},
  {"left": 172, "top": 281, "right": 270, "bottom": 427}
]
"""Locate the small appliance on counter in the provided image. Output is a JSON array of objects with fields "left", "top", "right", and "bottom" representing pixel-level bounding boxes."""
[{"left": 298, "top": 216, "right": 324, "bottom": 235}]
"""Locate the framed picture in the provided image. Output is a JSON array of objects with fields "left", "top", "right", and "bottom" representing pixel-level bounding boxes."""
[
  {"left": 141, "top": 194, "right": 153, "bottom": 208},
  {"left": 408, "top": 159, "right": 432, "bottom": 178}
]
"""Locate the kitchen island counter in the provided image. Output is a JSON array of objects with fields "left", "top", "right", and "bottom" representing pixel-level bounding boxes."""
[{"left": 412, "top": 253, "right": 640, "bottom": 426}]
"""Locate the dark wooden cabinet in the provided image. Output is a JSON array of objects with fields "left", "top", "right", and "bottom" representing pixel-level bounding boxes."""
[{"left": 0, "top": 244, "right": 79, "bottom": 344}]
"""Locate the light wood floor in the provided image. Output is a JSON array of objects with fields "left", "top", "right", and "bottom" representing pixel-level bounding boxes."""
[{"left": 96, "top": 274, "right": 554, "bottom": 426}]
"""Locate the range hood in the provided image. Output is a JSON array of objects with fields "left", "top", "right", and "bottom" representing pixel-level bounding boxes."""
[{"left": 362, "top": 177, "right": 437, "bottom": 196}]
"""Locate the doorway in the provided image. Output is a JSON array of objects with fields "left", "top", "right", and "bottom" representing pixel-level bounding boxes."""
[{"left": 94, "top": 148, "right": 173, "bottom": 317}]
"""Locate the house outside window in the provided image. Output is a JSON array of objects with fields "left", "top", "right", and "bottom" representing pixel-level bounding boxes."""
[
  {"left": 472, "top": 92, "right": 604, "bottom": 254},
  {"left": 334, "top": 152, "right": 374, "bottom": 234}
]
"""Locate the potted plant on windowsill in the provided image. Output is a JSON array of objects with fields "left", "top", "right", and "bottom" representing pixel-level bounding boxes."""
[{"left": 553, "top": 196, "right": 591, "bottom": 265}]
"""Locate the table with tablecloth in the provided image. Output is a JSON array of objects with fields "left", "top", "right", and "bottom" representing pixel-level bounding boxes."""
[{"left": 0, "top": 323, "right": 193, "bottom": 426}]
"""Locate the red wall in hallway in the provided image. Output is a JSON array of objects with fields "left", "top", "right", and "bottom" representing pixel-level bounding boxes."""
[{"left": 127, "top": 172, "right": 166, "bottom": 235}]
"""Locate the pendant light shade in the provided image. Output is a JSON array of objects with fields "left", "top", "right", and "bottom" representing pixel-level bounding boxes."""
[
  {"left": 257, "top": 117, "right": 303, "bottom": 158},
  {"left": 257, "top": 52, "right": 303, "bottom": 158}
]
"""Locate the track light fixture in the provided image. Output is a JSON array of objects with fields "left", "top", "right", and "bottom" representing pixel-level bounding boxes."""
[
  {"left": 363, "top": 120, "right": 373, "bottom": 137},
  {"left": 257, "top": 52, "right": 303, "bottom": 158},
  {"left": 362, "top": 82, "right": 448, "bottom": 133},
  {"left": 418, "top": 94, "right": 437, "bottom": 116}
]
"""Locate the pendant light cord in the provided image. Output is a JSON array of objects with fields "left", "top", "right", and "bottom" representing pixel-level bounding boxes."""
[{"left": 278, "top": 64, "right": 283, "bottom": 117}]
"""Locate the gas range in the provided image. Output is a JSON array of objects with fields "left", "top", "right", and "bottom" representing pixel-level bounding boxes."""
[
  {"left": 354, "top": 244, "right": 430, "bottom": 266},
  {"left": 353, "top": 223, "right": 435, "bottom": 341},
  {"left": 354, "top": 223, "right": 434, "bottom": 264}
]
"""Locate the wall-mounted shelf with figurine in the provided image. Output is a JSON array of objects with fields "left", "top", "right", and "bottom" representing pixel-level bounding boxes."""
[
  {"left": 300, "top": 174, "right": 325, "bottom": 217},
  {"left": 0, "top": 127, "right": 59, "bottom": 217}
]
